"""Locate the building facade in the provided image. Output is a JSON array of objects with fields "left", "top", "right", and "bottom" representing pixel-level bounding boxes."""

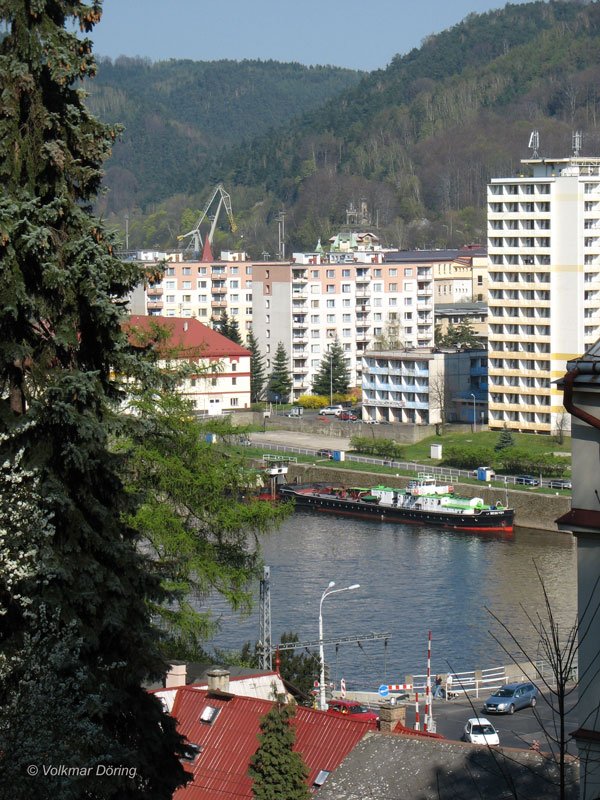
[
  {"left": 126, "top": 315, "right": 251, "bottom": 415},
  {"left": 144, "top": 251, "right": 254, "bottom": 335},
  {"left": 250, "top": 249, "right": 435, "bottom": 400},
  {"left": 361, "top": 348, "right": 487, "bottom": 425},
  {"left": 487, "top": 156, "right": 600, "bottom": 434}
]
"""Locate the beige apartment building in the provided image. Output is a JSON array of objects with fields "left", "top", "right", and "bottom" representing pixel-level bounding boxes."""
[
  {"left": 433, "top": 245, "right": 488, "bottom": 303},
  {"left": 250, "top": 250, "right": 435, "bottom": 399},
  {"left": 144, "top": 250, "right": 254, "bottom": 335},
  {"left": 487, "top": 155, "right": 600, "bottom": 434}
]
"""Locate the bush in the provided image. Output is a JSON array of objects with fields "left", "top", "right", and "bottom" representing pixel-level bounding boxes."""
[{"left": 349, "top": 436, "right": 406, "bottom": 460}]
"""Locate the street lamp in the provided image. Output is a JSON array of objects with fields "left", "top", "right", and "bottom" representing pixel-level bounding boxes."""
[
  {"left": 329, "top": 350, "right": 333, "bottom": 406},
  {"left": 319, "top": 581, "right": 360, "bottom": 711},
  {"left": 470, "top": 393, "right": 476, "bottom": 433}
]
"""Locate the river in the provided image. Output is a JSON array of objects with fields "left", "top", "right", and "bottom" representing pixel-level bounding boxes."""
[{"left": 200, "top": 511, "right": 577, "bottom": 693}]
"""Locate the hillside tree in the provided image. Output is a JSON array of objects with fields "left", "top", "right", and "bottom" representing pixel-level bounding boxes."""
[
  {"left": 249, "top": 700, "right": 310, "bottom": 800},
  {"left": 312, "top": 339, "right": 350, "bottom": 397},
  {"left": 0, "top": 3, "right": 188, "bottom": 797},
  {"left": 267, "top": 342, "right": 292, "bottom": 403}
]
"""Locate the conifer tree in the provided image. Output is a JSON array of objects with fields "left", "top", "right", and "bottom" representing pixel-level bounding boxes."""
[
  {"left": 247, "top": 329, "right": 266, "bottom": 402},
  {"left": 267, "top": 342, "right": 292, "bottom": 403},
  {"left": 312, "top": 339, "right": 350, "bottom": 397},
  {"left": 228, "top": 316, "right": 243, "bottom": 345},
  {"left": 495, "top": 425, "right": 516, "bottom": 451},
  {"left": 215, "top": 310, "right": 231, "bottom": 337},
  {"left": 249, "top": 701, "right": 310, "bottom": 800},
  {"left": 0, "top": 4, "right": 187, "bottom": 797}
]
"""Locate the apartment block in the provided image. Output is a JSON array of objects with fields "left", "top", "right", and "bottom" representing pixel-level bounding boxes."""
[
  {"left": 487, "top": 156, "right": 600, "bottom": 434},
  {"left": 362, "top": 348, "right": 487, "bottom": 425},
  {"left": 250, "top": 250, "right": 435, "bottom": 400},
  {"left": 145, "top": 251, "right": 253, "bottom": 334}
]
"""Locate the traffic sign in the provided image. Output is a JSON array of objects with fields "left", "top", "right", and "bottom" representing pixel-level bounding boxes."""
[
  {"left": 314, "top": 680, "right": 320, "bottom": 688},
  {"left": 378, "top": 684, "right": 389, "bottom": 698}
]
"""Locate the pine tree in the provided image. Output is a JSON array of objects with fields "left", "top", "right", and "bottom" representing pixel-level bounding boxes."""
[
  {"left": 247, "top": 329, "right": 267, "bottom": 402},
  {"left": 248, "top": 701, "right": 310, "bottom": 800},
  {"left": 495, "top": 425, "right": 516, "bottom": 451},
  {"left": 228, "top": 316, "right": 243, "bottom": 345},
  {"left": 215, "top": 310, "right": 231, "bottom": 337},
  {"left": 0, "top": 4, "right": 187, "bottom": 797},
  {"left": 267, "top": 342, "right": 292, "bottom": 403},
  {"left": 312, "top": 339, "right": 350, "bottom": 397}
]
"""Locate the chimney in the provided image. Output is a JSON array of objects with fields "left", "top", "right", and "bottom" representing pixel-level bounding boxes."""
[
  {"left": 379, "top": 701, "right": 407, "bottom": 732},
  {"left": 206, "top": 667, "right": 230, "bottom": 693},
  {"left": 165, "top": 662, "right": 187, "bottom": 688}
]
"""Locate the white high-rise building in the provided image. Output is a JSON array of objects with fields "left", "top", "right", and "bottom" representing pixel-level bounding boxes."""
[{"left": 487, "top": 155, "right": 600, "bottom": 434}]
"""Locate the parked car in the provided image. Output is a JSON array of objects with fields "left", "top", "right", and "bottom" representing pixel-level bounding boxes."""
[
  {"left": 326, "top": 699, "right": 378, "bottom": 725},
  {"left": 471, "top": 466, "right": 496, "bottom": 479},
  {"left": 483, "top": 682, "right": 539, "bottom": 714},
  {"left": 316, "top": 449, "right": 334, "bottom": 459},
  {"left": 548, "top": 478, "right": 572, "bottom": 489},
  {"left": 339, "top": 411, "right": 358, "bottom": 421},
  {"left": 515, "top": 475, "right": 540, "bottom": 487},
  {"left": 318, "top": 405, "right": 344, "bottom": 416},
  {"left": 462, "top": 717, "right": 500, "bottom": 746}
]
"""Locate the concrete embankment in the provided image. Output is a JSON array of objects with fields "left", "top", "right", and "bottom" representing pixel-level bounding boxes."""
[{"left": 284, "top": 464, "right": 571, "bottom": 533}]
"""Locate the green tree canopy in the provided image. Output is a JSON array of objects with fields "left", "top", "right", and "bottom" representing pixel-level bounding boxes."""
[
  {"left": 312, "top": 339, "right": 351, "bottom": 397},
  {"left": 0, "top": 4, "right": 187, "bottom": 796},
  {"left": 435, "top": 319, "right": 481, "bottom": 350},
  {"left": 247, "top": 329, "right": 267, "bottom": 402},
  {"left": 267, "top": 342, "right": 292, "bottom": 403},
  {"left": 249, "top": 701, "right": 310, "bottom": 800}
]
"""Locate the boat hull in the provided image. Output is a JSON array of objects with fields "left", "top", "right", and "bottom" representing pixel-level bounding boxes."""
[{"left": 279, "top": 484, "right": 515, "bottom": 533}]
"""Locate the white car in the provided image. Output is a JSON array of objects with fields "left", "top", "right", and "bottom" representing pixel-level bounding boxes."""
[
  {"left": 318, "top": 405, "right": 344, "bottom": 416},
  {"left": 462, "top": 717, "right": 500, "bottom": 746}
]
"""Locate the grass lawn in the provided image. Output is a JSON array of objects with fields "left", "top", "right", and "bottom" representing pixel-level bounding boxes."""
[{"left": 399, "top": 430, "right": 571, "bottom": 464}]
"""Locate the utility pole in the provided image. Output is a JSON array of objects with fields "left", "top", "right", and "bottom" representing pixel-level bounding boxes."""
[
  {"left": 277, "top": 210, "right": 286, "bottom": 261},
  {"left": 258, "top": 566, "right": 272, "bottom": 670}
]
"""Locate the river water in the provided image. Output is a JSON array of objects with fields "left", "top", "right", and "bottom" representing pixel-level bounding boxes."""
[{"left": 201, "top": 511, "right": 577, "bottom": 693}]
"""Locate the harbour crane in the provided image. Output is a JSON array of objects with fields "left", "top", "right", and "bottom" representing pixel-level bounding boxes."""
[{"left": 177, "top": 183, "right": 237, "bottom": 254}]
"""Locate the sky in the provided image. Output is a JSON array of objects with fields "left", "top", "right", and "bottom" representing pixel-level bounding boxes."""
[{"left": 90, "top": 0, "right": 532, "bottom": 73}]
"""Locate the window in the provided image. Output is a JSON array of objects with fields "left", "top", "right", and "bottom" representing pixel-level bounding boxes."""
[
  {"left": 182, "top": 294, "right": 191, "bottom": 302},
  {"left": 198, "top": 280, "right": 207, "bottom": 288},
  {"left": 373, "top": 283, "right": 383, "bottom": 292},
  {"left": 232, "top": 377, "right": 237, "bottom": 386},
  {"left": 182, "top": 281, "right": 191, "bottom": 289},
  {"left": 311, "top": 315, "right": 320, "bottom": 323},
  {"left": 404, "top": 268, "right": 413, "bottom": 277},
  {"left": 198, "top": 267, "right": 207, "bottom": 275},
  {"left": 211, "top": 378, "right": 217, "bottom": 386},
  {"left": 232, "top": 362, "right": 237, "bottom": 372},
  {"left": 389, "top": 268, "right": 397, "bottom": 277},
  {"left": 326, "top": 284, "right": 335, "bottom": 293},
  {"left": 197, "top": 294, "right": 206, "bottom": 302},
  {"left": 326, "top": 299, "right": 335, "bottom": 308},
  {"left": 374, "top": 269, "right": 382, "bottom": 277},
  {"left": 326, "top": 269, "right": 335, "bottom": 278},
  {"left": 166, "top": 295, "right": 175, "bottom": 302},
  {"left": 182, "top": 267, "right": 191, "bottom": 275},
  {"left": 343, "top": 328, "right": 351, "bottom": 337},
  {"left": 165, "top": 280, "right": 175, "bottom": 289},
  {"left": 389, "top": 283, "right": 397, "bottom": 292},
  {"left": 230, "top": 280, "right": 239, "bottom": 288},
  {"left": 342, "top": 284, "right": 351, "bottom": 293},
  {"left": 342, "top": 269, "right": 351, "bottom": 277},
  {"left": 326, "top": 314, "right": 335, "bottom": 323}
]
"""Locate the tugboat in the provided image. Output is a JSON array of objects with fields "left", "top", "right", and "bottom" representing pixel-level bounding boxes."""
[{"left": 278, "top": 474, "right": 514, "bottom": 533}]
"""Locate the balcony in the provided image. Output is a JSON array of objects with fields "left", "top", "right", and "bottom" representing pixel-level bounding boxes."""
[
  {"left": 211, "top": 299, "right": 227, "bottom": 308},
  {"left": 147, "top": 287, "right": 163, "bottom": 298},
  {"left": 147, "top": 300, "right": 164, "bottom": 310}
]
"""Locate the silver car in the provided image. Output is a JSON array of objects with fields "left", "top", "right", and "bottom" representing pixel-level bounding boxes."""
[{"left": 483, "top": 682, "right": 539, "bottom": 714}]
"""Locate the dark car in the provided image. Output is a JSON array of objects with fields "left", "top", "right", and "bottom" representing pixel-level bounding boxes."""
[
  {"left": 483, "top": 682, "right": 539, "bottom": 714},
  {"left": 326, "top": 699, "right": 378, "bottom": 725},
  {"left": 548, "top": 478, "right": 572, "bottom": 490},
  {"left": 339, "top": 411, "right": 358, "bottom": 421},
  {"left": 515, "top": 475, "right": 540, "bottom": 487}
]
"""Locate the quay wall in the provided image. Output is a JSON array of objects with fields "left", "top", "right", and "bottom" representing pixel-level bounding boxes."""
[{"left": 283, "top": 464, "right": 571, "bottom": 533}]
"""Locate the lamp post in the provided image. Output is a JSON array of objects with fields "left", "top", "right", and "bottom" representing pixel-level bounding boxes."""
[
  {"left": 470, "top": 393, "right": 476, "bottom": 433},
  {"left": 329, "top": 350, "right": 333, "bottom": 406},
  {"left": 319, "top": 581, "right": 360, "bottom": 711}
]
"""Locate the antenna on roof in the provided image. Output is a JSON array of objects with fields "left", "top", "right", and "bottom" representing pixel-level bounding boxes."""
[
  {"left": 573, "top": 130, "right": 582, "bottom": 157},
  {"left": 528, "top": 130, "right": 540, "bottom": 158}
]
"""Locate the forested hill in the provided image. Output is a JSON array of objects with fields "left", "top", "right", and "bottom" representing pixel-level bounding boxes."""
[
  {"left": 86, "top": 58, "right": 362, "bottom": 213},
  {"left": 93, "top": 1, "right": 600, "bottom": 256}
]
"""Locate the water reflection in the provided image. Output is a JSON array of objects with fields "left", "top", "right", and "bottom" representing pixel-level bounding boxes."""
[{"left": 200, "top": 512, "right": 576, "bottom": 691}]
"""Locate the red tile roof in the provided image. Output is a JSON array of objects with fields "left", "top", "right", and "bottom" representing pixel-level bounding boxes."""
[
  {"left": 126, "top": 315, "right": 250, "bottom": 360},
  {"left": 171, "top": 687, "right": 372, "bottom": 799}
]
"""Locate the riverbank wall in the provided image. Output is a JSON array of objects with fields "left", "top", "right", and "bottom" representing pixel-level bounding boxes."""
[{"left": 283, "top": 464, "right": 571, "bottom": 533}]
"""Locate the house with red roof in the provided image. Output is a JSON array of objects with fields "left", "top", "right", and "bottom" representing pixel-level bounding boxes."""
[
  {"left": 126, "top": 315, "right": 251, "bottom": 415},
  {"left": 168, "top": 686, "right": 374, "bottom": 798}
]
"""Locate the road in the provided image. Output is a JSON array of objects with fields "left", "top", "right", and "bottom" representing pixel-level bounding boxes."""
[{"left": 404, "top": 689, "right": 579, "bottom": 753}]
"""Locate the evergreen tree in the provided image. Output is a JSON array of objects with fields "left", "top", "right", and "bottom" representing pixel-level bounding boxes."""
[
  {"left": 312, "top": 339, "right": 350, "bottom": 396},
  {"left": 249, "top": 701, "right": 310, "bottom": 800},
  {"left": 0, "top": 4, "right": 187, "bottom": 797},
  {"left": 495, "top": 425, "right": 516, "bottom": 451},
  {"left": 228, "top": 316, "right": 243, "bottom": 345},
  {"left": 267, "top": 342, "right": 292, "bottom": 403},
  {"left": 247, "top": 329, "right": 267, "bottom": 402},
  {"left": 215, "top": 310, "right": 231, "bottom": 337}
]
